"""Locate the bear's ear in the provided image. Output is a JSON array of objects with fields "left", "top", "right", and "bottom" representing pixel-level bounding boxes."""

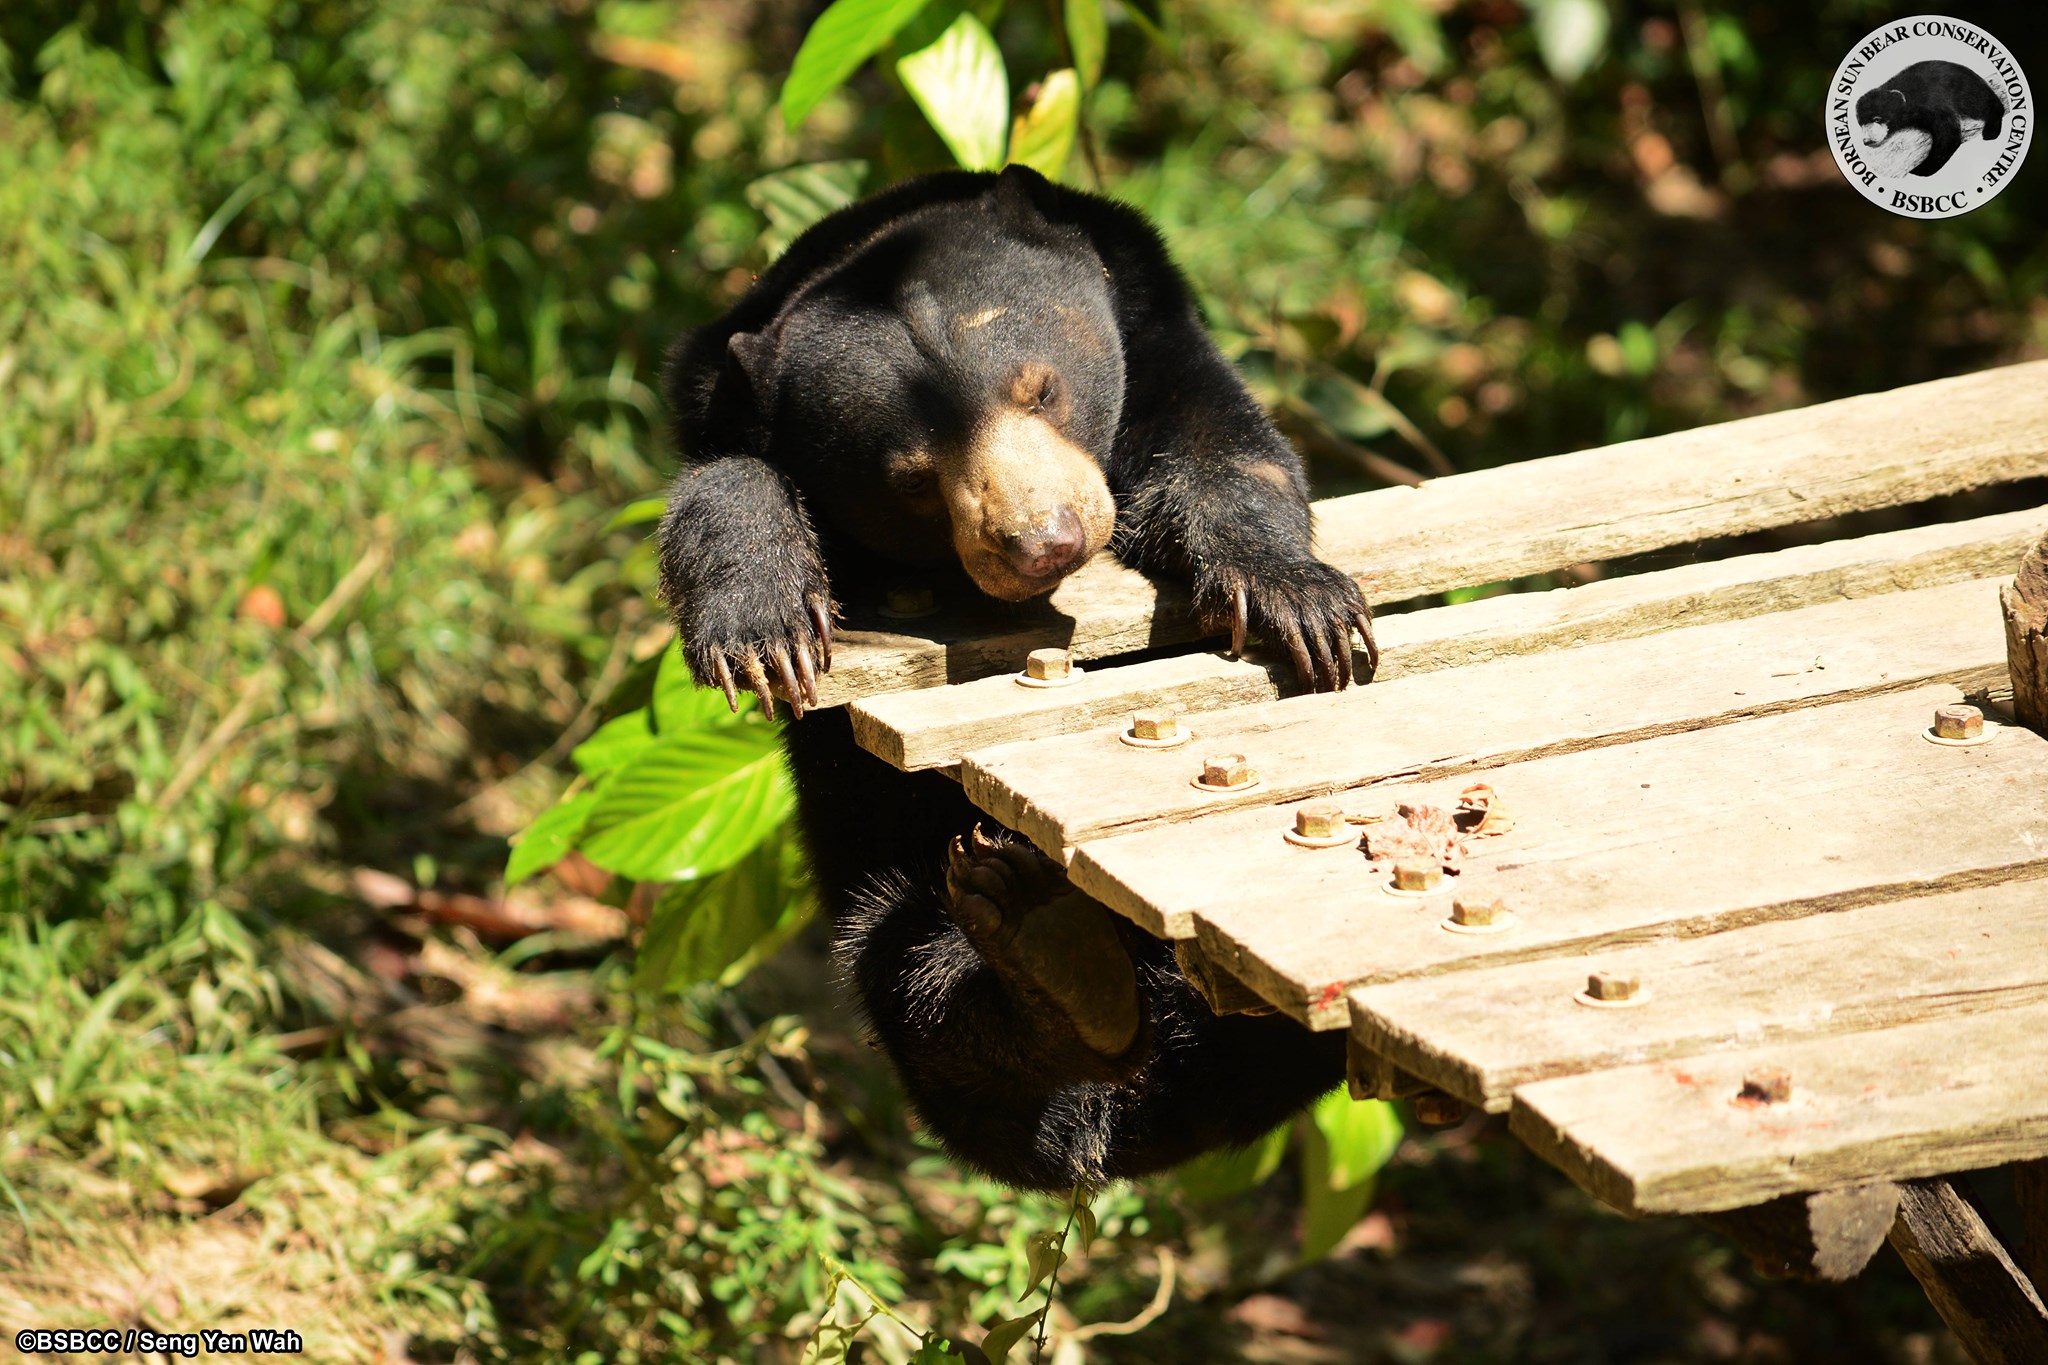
[
  {"left": 994, "top": 163, "right": 1055, "bottom": 234},
  {"left": 725, "top": 330, "right": 779, "bottom": 402}
]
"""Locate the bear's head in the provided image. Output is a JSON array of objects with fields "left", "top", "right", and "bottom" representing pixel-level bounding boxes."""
[
  {"left": 718, "top": 168, "right": 1122, "bottom": 602},
  {"left": 1855, "top": 86, "right": 1911, "bottom": 146}
]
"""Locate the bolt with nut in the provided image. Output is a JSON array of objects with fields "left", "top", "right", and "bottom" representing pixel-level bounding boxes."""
[
  {"left": 1132, "top": 707, "right": 1178, "bottom": 741},
  {"left": 1933, "top": 703, "right": 1984, "bottom": 741},
  {"left": 1389, "top": 859, "right": 1443, "bottom": 892},
  {"left": 1294, "top": 804, "right": 1345, "bottom": 839},
  {"left": 1025, "top": 648, "right": 1072, "bottom": 682},
  {"left": 1583, "top": 971, "right": 1640, "bottom": 1003},
  {"left": 1450, "top": 897, "right": 1509, "bottom": 928},
  {"left": 1199, "top": 753, "right": 1255, "bottom": 789}
]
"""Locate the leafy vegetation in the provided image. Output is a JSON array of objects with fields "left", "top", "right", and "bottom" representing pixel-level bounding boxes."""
[{"left": 3, "top": 0, "right": 2039, "bottom": 1360}]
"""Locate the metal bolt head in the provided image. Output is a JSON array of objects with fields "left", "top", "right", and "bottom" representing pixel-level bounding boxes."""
[
  {"left": 1739, "top": 1068, "right": 1792, "bottom": 1105},
  {"left": 1131, "top": 707, "right": 1178, "bottom": 741},
  {"left": 1390, "top": 859, "right": 1443, "bottom": 892},
  {"left": 1933, "top": 703, "right": 1983, "bottom": 741},
  {"left": 1025, "top": 648, "right": 1072, "bottom": 681},
  {"left": 1413, "top": 1092, "right": 1466, "bottom": 1126},
  {"left": 1450, "top": 896, "right": 1509, "bottom": 927},
  {"left": 1200, "top": 753, "right": 1254, "bottom": 788},
  {"left": 1294, "top": 803, "right": 1346, "bottom": 839},
  {"left": 1584, "top": 971, "right": 1641, "bottom": 1003},
  {"left": 884, "top": 586, "right": 934, "bottom": 616}
]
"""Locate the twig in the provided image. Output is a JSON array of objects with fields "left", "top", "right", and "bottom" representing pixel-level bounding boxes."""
[
  {"left": 1066, "top": 1249, "right": 1177, "bottom": 1341},
  {"left": 1280, "top": 404, "right": 1426, "bottom": 487},
  {"left": 157, "top": 539, "right": 388, "bottom": 808},
  {"left": 1032, "top": 1191, "right": 1085, "bottom": 1365}
]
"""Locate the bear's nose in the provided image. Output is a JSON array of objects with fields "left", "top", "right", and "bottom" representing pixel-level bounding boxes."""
[{"left": 1000, "top": 507, "right": 1087, "bottom": 584}]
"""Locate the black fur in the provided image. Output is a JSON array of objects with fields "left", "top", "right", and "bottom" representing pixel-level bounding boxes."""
[
  {"left": 657, "top": 166, "right": 1367, "bottom": 1189},
  {"left": 1856, "top": 59, "right": 2006, "bottom": 177}
]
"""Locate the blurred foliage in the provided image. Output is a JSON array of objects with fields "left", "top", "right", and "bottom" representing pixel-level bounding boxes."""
[{"left": 3, "top": 0, "right": 2039, "bottom": 1360}]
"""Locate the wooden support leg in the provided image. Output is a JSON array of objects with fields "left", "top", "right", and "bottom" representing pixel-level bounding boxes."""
[
  {"left": 1174, "top": 939, "right": 1276, "bottom": 1018},
  {"left": 1887, "top": 1176, "right": 2048, "bottom": 1365},
  {"left": 1701, "top": 1181, "right": 1900, "bottom": 1283},
  {"left": 2017, "top": 1160, "right": 2048, "bottom": 1302},
  {"left": 2003, "top": 530, "right": 2048, "bottom": 731}
]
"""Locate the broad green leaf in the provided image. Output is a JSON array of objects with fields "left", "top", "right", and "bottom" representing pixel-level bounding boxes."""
[
  {"left": 1314, "top": 1091, "right": 1403, "bottom": 1189},
  {"left": 605, "top": 496, "right": 667, "bottom": 532},
  {"left": 635, "top": 832, "right": 812, "bottom": 992},
  {"left": 747, "top": 161, "right": 869, "bottom": 260},
  {"left": 578, "top": 728, "right": 792, "bottom": 882},
  {"left": 1064, "top": 0, "right": 1106, "bottom": 88},
  {"left": 979, "top": 1310, "right": 1043, "bottom": 1365},
  {"left": 1529, "top": 0, "right": 1609, "bottom": 83},
  {"left": 653, "top": 646, "right": 755, "bottom": 733},
  {"left": 572, "top": 707, "right": 655, "bottom": 777},
  {"left": 1173, "top": 1119, "right": 1289, "bottom": 1202},
  {"left": 897, "top": 14, "right": 1009, "bottom": 171},
  {"left": 1006, "top": 69, "right": 1078, "bottom": 180},
  {"left": 506, "top": 789, "right": 598, "bottom": 886},
  {"left": 782, "top": 0, "right": 937, "bottom": 128},
  {"left": 1297, "top": 1092, "right": 1402, "bottom": 1265},
  {"left": 1073, "top": 1198, "right": 1098, "bottom": 1252},
  {"left": 909, "top": 1340, "right": 971, "bottom": 1364},
  {"left": 1022, "top": 1228, "right": 1065, "bottom": 1294}
]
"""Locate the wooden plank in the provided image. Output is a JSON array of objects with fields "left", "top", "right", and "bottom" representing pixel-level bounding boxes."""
[
  {"left": 1348, "top": 881, "right": 2048, "bottom": 1112},
  {"left": 1507, "top": 1006, "right": 2048, "bottom": 1215},
  {"left": 967, "top": 576, "right": 2012, "bottom": 864},
  {"left": 1888, "top": 1178, "right": 2048, "bottom": 1365},
  {"left": 2006, "top": 529, "right": 2048, "bottom": 732},
  {"left": 1699, "top": 1182, "right": 1902, "bottom": 1283},
  {"left": 813, "top": 361, "right": 2048, "bottom": 708},
  {"left": 1129, "top": 684, "right": 2048, "bottom": 1026},
  {"left": 852, "top": 509, "right": 2047, "bottom": 771}
]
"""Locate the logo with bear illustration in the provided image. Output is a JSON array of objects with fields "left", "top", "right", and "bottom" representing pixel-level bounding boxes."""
[{"left": 1827, "top": 16, "right": 2030, "bottom": 219}]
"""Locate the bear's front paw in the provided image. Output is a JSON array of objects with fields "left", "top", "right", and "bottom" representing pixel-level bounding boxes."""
[
  {"left": 1196, "top": 558, "right": 1377, "bottom": 691},
  {"left": 945, "top": 827, "right": 1142, "bottom": 1060},
  {"left": 682, "top": 576, "right": 835, "bottom": 720}
]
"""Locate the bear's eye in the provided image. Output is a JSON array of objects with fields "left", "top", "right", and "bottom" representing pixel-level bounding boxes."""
[
  {"left": 886, "top": 456, "right": 938, "bottom": 497},
  {"left": 1032, "top": 372, "right": 1061, "bottom": 413}
]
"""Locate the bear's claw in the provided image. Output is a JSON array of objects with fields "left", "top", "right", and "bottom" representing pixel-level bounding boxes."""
[
  {"left": 943, "top": 826, "right": 1142, "bottom": 1060},
  {"left": 1199, "top": 559, "right": 1378, "bottom": 692}
]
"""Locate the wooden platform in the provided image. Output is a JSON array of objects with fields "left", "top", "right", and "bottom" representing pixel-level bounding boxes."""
[{"left": 808, "top": 362, "right": 2048, "bottom": 1359}]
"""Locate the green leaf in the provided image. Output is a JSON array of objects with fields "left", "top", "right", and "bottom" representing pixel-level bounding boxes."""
[
  {"left": 1064, "top": 0, "right": 1106, "bottom": 88},
  {"left": 1297, "top": 1092, "right": 1403, "bottom": 1265},
  {"left": 605, "top": 496, "right": 667, "bottom": 532},
  {"left": 1173, "top": 1120, "right": 1289, "bottom": 1202},
  {"left": 635, "top": 831, "right": 813, "bottom": 992},
  {"left": 747, "top": 161, "right": 869, "bottom": 260},
  {"left": 897, "top": 14, "right": 1009, "bottom": 171},
  {"left": 1073, "top": 1198, "right": 1098, "bottom": 1252},
  {"left": 1022, "top": 1228, "right": 1066, "bottom": 1294},
  {"left": 578, "top": 728, "right": 793, "bottom": 882},
  {"left": 653, "top": 646, "right": 755, "bottom": 733},
  {"left": 781, "top": 0, "right": 937, "bottom": 128},
  {"left": 909, "top": 1340, "right": 971, "bottom": 1364},
  {"left": 506, "top": 789, "right": 599, "bottom": 886},
  {"left": 1529, "top": 0, "right": 1609, "bottom": 83},
  {"left": 1006, "top": 69, "right": 1078, "bottom": 180},
  {"left": 573, "top": 707, "right": 655, "bottom": 777},
  {"left": 1314, "top": 1091, "right": 1403, "bottom": 1189},
  {"left": 979, "top": 1310, "right": 1044, "bottom": 1365}
]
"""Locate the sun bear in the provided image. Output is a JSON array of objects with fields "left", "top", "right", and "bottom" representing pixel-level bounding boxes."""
[
  {"left": 657, "top": 165, "right": 1375, "bottom": 1190},
  {"left": 1856, "top": 59, "right": 2006, "bottom": 177}
]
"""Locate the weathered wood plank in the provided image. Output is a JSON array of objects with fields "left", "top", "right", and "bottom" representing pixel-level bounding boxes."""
[
  {"left": 1347, "top": 881, "right": 2048, "bottom": 1113},
  {"left": 967, "top": 576, "right": 2011, "bottom": 866},
  {"left": 813, "top": 361, "right": 2048, "bottom": 708},
  {"left": 1700, "top": 1182, "right": 1902, "bottom": 1284},
  {"left": 1507, "top": 1007, "right": 2048, "bottom": 1215},
  {"left": 2006, "top": 530, "right": 2048, "bottom": 733},
  {"left": 1111, "top": 684, "right": 2048, "bottom": 1027},
  {"left": 1888, "top": 1177, "right": 2048, "bottom": 1365},
  {"left": 852, "top": 510, "right": 2047, "bottom": 771}
]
